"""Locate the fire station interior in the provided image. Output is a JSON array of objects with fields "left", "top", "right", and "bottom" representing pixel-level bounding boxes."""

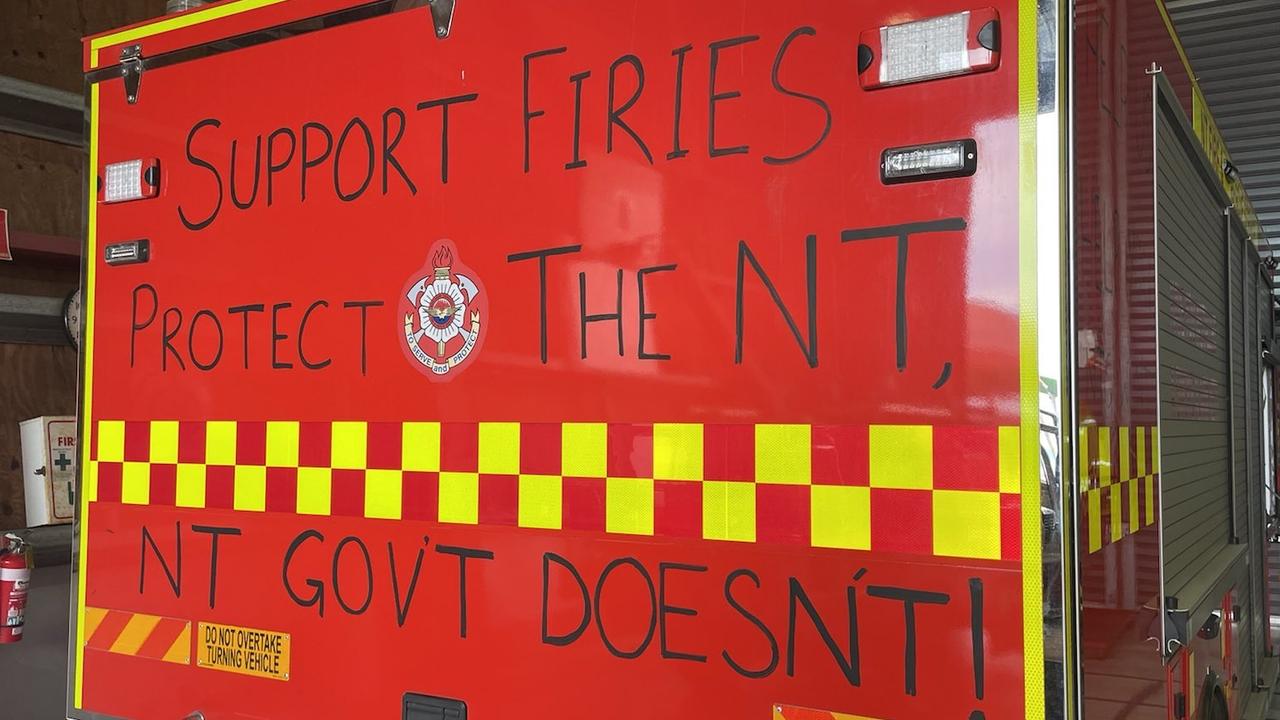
[{"left": 0, "top": 0, "right": 1278, "bottom": 719}]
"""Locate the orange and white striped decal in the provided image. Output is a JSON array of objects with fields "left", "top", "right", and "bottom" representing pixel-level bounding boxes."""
[
  {"left": 82, "top": 607, "right": 191, "bottom": 665},
  {"left": 773, "top": 704, "right": 882, "bottom": 720}
]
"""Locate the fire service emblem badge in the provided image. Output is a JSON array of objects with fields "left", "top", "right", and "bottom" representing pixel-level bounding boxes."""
[{"left": 399, "top": 240, "right": 487, "bottom": 380}]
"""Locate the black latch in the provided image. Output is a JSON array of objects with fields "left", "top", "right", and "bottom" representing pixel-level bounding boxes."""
[
  {"left": 1165, "top": 596, "right": 1190, "bottom": 655},
  {"left": 404, "top": 693, "right": 465, "bottom": 720},
  {"left": 121, "top": 44, "right": 144, "bottom": 104},
  {"left": 1198, "top": 610, "right": 1223, "bottom": 640},
  {"left": 1173, "top": 691, "right": 1187, "bottom": 719}
]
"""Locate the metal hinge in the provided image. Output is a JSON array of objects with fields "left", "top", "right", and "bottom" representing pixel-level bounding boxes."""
[
  {"left": 121, "top": 45, "right": 144, "bottom": 104},
  {"left": 428, "top": 0, "right": 456, "bottom": 38}
]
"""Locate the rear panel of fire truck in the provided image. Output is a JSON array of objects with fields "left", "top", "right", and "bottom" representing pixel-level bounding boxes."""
[{"left": 78, "top": 0, "right": 1261, "bottom": 718}]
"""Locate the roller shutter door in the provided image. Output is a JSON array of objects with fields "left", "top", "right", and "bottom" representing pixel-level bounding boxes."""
[{"left": 1155, "top": 94, "right": 1232, "bottom": 605}]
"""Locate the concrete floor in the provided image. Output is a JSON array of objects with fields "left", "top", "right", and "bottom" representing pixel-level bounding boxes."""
[{"left": 0, "top": 563, "right": 70, "bottom": 719}]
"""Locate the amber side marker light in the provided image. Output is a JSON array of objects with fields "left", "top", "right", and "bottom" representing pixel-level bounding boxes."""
[
  {"left": 858, "top": 9, "right": 1001, "bottom": 89},
  {"left": 104, "top": 239, "right": 150, "bottom": 266},
  {"left": 100, "top": 158, "right": 160, "bottom": 203},
  {"left": 881, "top": 139, "right": 978, "bottom": 184}
]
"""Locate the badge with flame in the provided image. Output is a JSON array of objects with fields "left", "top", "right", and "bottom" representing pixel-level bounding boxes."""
[{"left": 399, "top": 240, "right": 487, "bottom": 380}]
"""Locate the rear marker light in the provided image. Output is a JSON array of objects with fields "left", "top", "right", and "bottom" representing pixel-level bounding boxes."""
[
  {"left": 104, "top": 239, "right": 150, "bottom": 266},
  {"left": 881, "top": 139, "right": 977, "bottom": 184},
  {"left": 101, "top": 158, "right": 160, "bottom": 203},
  {"left": 858, "top": 9, "right": 1000, "bottom": 89}
]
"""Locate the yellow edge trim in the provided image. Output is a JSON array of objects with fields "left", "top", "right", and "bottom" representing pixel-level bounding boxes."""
[
  {"left": 1155, "top": 0, "right": 1261, "bottom": 244},
  {"left": 1018, "top": 0, "right": 1044, "bottom": 718},
  {"left": 1154, "top": 0, "right": 1196, "bottom": 90},
  {"left": 89, "top": 0, "right": 285, "bottom": 65},
  {"left": 74, "top": 83, "right": 99, "bottom": 709}
]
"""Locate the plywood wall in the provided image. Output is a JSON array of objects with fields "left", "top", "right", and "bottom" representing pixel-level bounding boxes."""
[
  {"left": 0, "top": 0, "right": 156, "bottom": 527},
  {"left": 0, "top": 263, "right": 80, "bottom": 528},
  {"left": 0, "top": 346, "right": 80, "bottom": 528},
  {"left": 1, "top": 0, "right": 162, "bottom": 93}
]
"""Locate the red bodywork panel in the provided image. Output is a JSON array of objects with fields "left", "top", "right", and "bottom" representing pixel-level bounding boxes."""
[
  {"left": 77, "top": 1, "right": 1032, "bottom": 718},
  {"left": 83, "top": 0, "right": 363, "bottom": 72}
]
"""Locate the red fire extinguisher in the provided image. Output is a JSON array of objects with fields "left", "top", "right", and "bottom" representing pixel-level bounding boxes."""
[{"left": 0, "top": 533, "right": 31, "bottom": 643}]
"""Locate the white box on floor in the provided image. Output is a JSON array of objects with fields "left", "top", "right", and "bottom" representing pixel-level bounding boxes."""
[{"left": 19, "top": 416, "right": 77, "bottom": 526}]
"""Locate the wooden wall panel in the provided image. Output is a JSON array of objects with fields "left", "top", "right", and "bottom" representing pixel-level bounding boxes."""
[
  {"left": 0, "top": 0, "right": 153, "bottom": 528},
  {"left": 0, "top": 259, "right": 78, "bottom": 529},
  {"left": 0, "top": 343, "right": 79, "bottom": 529},
  {"left": 0, "top": 0, "right": 159, "bottom": 93}
]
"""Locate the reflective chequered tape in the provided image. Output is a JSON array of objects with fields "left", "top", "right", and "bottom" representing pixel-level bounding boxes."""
[
  {"left": 87, "top": 420, "right": 1022, "bottom": 561},
  {"left": 1078, "top": 425, "right": 1160, "bottom": 553},
  {"left": 83, "top": 606, "right": 191, "bottom": 665}
]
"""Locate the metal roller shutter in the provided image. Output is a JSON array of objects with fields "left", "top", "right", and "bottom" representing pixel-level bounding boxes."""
[
  {"left": 1230, "top": 218, "right": 1246, "bottom": 545},
  {"left": 1250, "top": 251, "right": 1273, "bottom": 682},
  {"left": 1156, "top": 91, "right": 1233, "bottom": 604}
]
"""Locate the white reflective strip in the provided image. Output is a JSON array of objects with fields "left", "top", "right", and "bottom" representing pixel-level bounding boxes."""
[{"left": 0, "top": 567, "right": 30, "bottom": 581}]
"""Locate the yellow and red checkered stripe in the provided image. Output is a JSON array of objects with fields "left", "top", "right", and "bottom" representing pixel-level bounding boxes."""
[
  {"left": 82, "top": 606, "right": 191, "bottom": 665},
  {"left": 1078, "top": 424, "right": 1160, "bottom": 553},
  {"left": 86, "top": 420, "right": 1022, "bottom": 561}
]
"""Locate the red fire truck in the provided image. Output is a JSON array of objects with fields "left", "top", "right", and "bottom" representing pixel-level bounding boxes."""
[{"left": 68, "top": 0, "right": 1277, "bottom": 718}]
